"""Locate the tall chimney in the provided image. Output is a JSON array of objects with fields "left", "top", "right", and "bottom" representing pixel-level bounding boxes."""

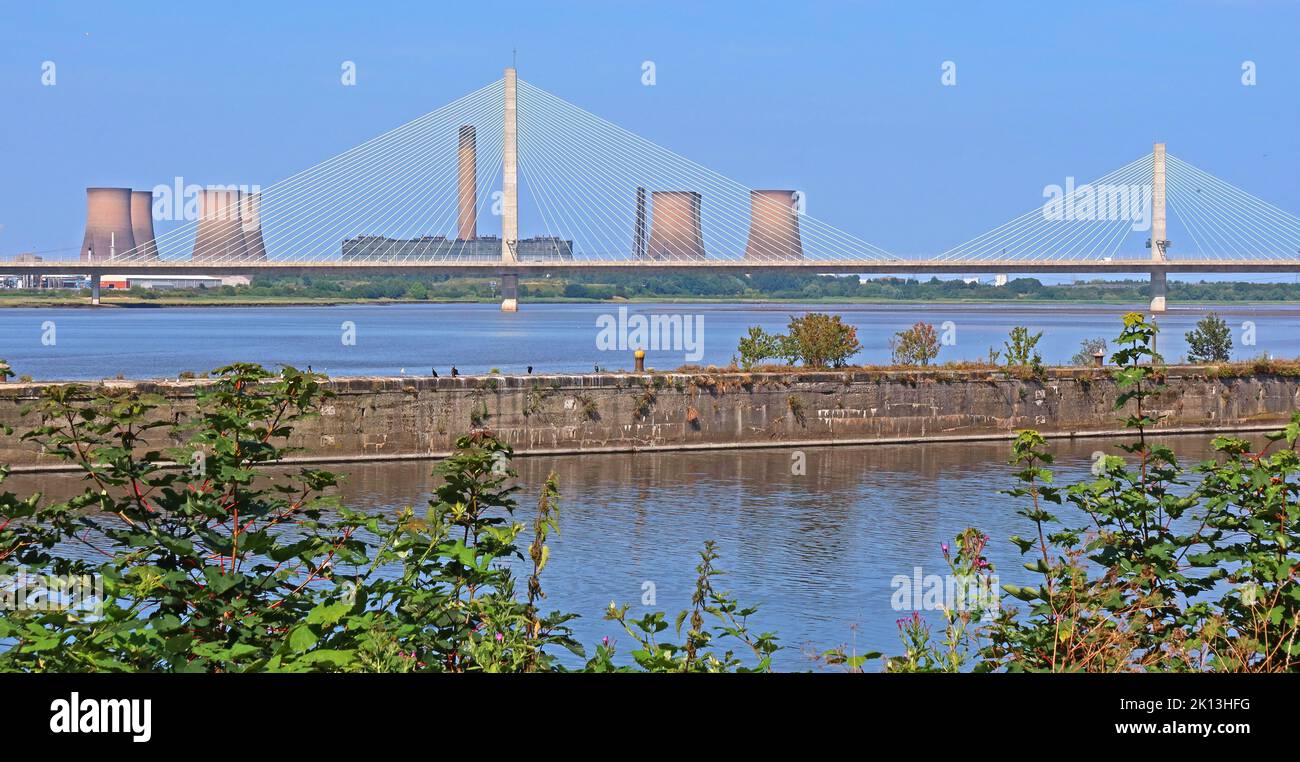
[
  {"left": 457, "top": 125, "right": 478, "bottom": 240},
  {"left": 239, "top": 191, "right": 268, "bottom": 260},
  {"left": 129, "top": 190, "right": 159, "bottom": 259},
  {"left": 192, "top": 188, "right": 244, "bottom": 261},
  {"left": 80, "top": 188, "right": 136, "bottom": 261},
  {"left": 745, "top": 189, "right": 803, "bottom": 261},
  {"left": 647, "top": 191, "right": 706, "bottom": 260},
  {"left": 634, "top": 186, "right": 647, "bottom": 259}
]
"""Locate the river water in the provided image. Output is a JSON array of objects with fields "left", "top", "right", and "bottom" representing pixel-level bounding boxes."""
[
  {"left": 1, "top": 301, "right": 1298, "bottom": 380},
  {"left": 3, "top": 432, "right": 1269, "bottom": 669}
]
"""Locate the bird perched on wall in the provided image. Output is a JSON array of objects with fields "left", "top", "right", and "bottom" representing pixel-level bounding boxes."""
[
  {"left": 432, "top": 369, "right": 438, "bottom": 377},
  {"left": 451, "top": 366, "right": 459, "bottom": 377},
  {"left": 527, "top": 366, "right": 533, "bottom": 374}
]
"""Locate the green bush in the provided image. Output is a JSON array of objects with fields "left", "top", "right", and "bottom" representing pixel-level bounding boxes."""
[
  {"left": 870, "top": 314, "right": 1300, "bottom": 672},
  {"left": 889, "top": 322, "right": 939, "bottom": 367}
]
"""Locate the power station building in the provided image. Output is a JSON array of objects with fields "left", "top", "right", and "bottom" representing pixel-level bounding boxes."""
[
  {"left": 745, "top": 189, "right": 803, "bottom": 260},
  {"left": 646, "top": 190, "right": 706, "bottom": 260},
  {"left": 81, "top": 187, "right": 154, "bottom": 261},
  {"left": 341, "top": 234, "right": 573, "bottom": 262}
]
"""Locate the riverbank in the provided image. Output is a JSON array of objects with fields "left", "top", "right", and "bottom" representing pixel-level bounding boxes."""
[{"left": 4, "top": 365, "right": 1297, "bottom": 471}]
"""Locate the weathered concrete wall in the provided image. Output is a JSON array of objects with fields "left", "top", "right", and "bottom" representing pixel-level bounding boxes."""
[{"left": 2, "top": 367, "right": 1298, "bottom": 470}]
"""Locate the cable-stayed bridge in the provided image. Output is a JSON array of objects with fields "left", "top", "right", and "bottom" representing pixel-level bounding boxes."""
[{"left": 8, "top": 68, "right": 1300, "bottom": 312}]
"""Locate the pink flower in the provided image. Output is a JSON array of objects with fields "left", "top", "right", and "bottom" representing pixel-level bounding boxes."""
[{"left": 495, "top": 632, "right": 504, "bottom": 642}]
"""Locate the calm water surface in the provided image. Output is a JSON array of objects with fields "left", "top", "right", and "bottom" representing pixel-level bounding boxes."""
[
  {"left": 1, "top": 301, "right": 1297, "bottom": 380},
  {"left": 7, "top": 432, "right": 1260, "bottom": 669}
]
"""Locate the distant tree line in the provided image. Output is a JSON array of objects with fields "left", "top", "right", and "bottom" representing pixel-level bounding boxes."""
[{"left": 13, "top": 272, "right": 1300, "bottom": 303}]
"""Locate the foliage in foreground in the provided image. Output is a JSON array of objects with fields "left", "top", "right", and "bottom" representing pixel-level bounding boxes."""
[
  {"left": 859, "top": 313, "right": 1299, "bottom": 672},
  {"left": 3, "top": 312, "right": 1298, "bottom": 673},
  {"left": 0, "top": 364, "right": 774, "bottom": 672}
]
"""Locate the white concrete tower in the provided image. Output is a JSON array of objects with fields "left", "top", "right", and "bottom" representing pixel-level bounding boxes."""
[
  {"left": 1150, "top": 142, "right": 1168, "bottom": 312},
  {"left": 500, "top": 67, "right": 520, "bottom": 311}
]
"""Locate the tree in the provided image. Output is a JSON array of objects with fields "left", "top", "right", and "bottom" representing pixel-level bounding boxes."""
[
  {"left": 889, "top": 322, "right": 940, "bottom": 367},
  {"left": 736, "top": 326, "right": 784, "bottom": 369},
  {"left": 780, "top": 313, "right": 862, "bottom": 368},
  {"left": 1069, "top": 337, "right": 1107, "bottom": 366},
  {"left": 1186, "top": 312, "right": 1232, "bottom": 363}
]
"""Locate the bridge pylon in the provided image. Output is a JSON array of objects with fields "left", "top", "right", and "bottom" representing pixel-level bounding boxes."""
[
  {"left": 1149, "top": 142, "right": 1169, "bottom": 313},
  {"left": 501, "top": 66, "right": 520, "bottom": 311}
]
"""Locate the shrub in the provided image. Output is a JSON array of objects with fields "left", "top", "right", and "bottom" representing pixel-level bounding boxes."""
[
  {"left": 736, "top": 326, "right": 784, "bottom": 369},
  {"left": 782, "top": 313, "right": 862, "bottom": 368},
  {"left": 882, "top": 313, "right": 1300, "bottom": 672},
  {"left": 0, "top": 366, "right": 775, "bottom": 673},
  {"left": 1002, "top": 326, "right": 1043, "bottom": 374},
  {"left": 889, "top": 322, "right": 939, "bottom": 367},
  {"left": 735, "top": 314, "right": 861, "bottom": 369}
]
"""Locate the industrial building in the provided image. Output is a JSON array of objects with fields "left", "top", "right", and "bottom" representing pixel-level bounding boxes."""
[
  {"left": 341, "top": 235, "right": 573, "bottom": 262},
  {"left": 99, "top": 274, "right": 250, "bottom": 290}
]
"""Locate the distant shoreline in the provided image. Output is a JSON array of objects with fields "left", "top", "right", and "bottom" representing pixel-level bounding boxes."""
[{"left": 4, "top": 295, "right": 1300, "bottom": 309}]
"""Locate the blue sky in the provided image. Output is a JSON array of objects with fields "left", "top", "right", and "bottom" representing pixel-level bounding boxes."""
[{"left": 1, "top": 0, "right": 1296, "bottom": 266}]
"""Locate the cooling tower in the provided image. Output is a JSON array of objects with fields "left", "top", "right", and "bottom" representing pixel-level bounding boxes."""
[
  {"left": 80, "top": 188, "right": 136, "bottom": 261},
  {"left": 129, "top": 190, "right": 159, "bottom": 259},
  {"left": 633, "top": 186, "right": 647, "bottom": 259},
  {"left": 192, "top": 188, "right": 245, "bottom": 261},
  {"left": 647, "top": 191, "right": 705, "bottom": 260},
  {"left": 239, "top": 191, "right": 268, "bottom": 260},
  {"left": 458, "top": 125, "right": 477, "bottom": 240},
  {"left": 745, "top": 189, "right": 803, "bottom": 261}
]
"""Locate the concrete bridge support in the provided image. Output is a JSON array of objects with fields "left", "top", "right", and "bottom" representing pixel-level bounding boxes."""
[
  {"left": 1149, "top": 143, "right": 1168, "bottom": 313},
  {"left": 500, "top": 273, "right": 519, "bottom": 312},
  {"left": 90, "top": 273, "right": 101, "bottom": 306},
  {"left": 1150, "top": 270, "right": 1167, "bottom": 313}
]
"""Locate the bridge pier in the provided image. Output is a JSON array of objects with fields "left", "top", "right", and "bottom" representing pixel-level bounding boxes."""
[
  {"left": 90, "top": 273, "right": 101, "bottom": 306},
  {"left": 1149, "top": 270, "right": 1167, "bottom": 313},
  {"left": 500, "top": 273, "right": 519, "bottom": 312}
]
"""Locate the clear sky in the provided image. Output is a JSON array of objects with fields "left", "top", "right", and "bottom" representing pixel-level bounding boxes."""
[{"left": 1, "top": 0, "right": 1296, "bottom": 264}]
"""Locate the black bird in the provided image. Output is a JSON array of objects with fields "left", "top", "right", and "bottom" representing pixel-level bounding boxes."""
[
  {"left": 594, "top": 364, "right": 599, "bottom": 373},
  {"left": 451, "top": 366, "right": 459, "bottom": 377},
  {"left": 527, "top": 365, "right": 533, "bottom": 374},
  {"left": 432, "top": 369, "right": 438, "bottom": 378}
]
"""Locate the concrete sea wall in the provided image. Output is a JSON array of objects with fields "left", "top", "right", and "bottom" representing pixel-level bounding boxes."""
[{"left": 2, "top": 367, "right": 1298, "bottom": 470}]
